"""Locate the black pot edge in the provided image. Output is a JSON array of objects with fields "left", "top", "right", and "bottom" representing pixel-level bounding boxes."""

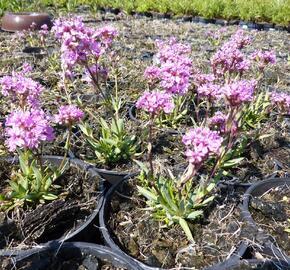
[
  {"left": 241, "top": 177, "right": 290, "bottom": 264},
  {"left": 80, "top": 6, "right": 289, "bottom": 33},
  {"left": 0, "top": 155, "right": 106, "bottom": 257},
  {"left": 10, "top": 242, "right": 142, "bottom": 270},
  {"left": 99, "top": 175, "right": 252, "bottom": 270}
]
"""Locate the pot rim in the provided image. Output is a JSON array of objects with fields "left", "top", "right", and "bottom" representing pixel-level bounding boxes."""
[
  {"left": 241, "top": 177, "right": 290, "bottom": 264},
  {"left": 11, "top": 241, "right": 142, "bottom": 270},
  {"left": 3, "top": 12, "right": 51, "bottom": 17},
  {"left": 0, "top": 155, "right": 105, "bottom": 257}
]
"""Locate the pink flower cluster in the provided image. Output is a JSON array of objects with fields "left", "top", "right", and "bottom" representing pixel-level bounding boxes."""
[
  {"left": 94, "top": 26, "right": 118, "bottom": 47},
  {"left": 39, "top": 24, "right": 49, "bottom": 37},
  {"left": 270, "top": 92, "right": 290, "bottom": 113},
  {"left": 5, "top": 109, "right": 54, "bottom": 152},
  {"left": 52, "top": 17, "right": 117, "bottom": 77},
  {"left": 193, "top": 73, "right": 215, "bottom": 87},
  {"left": 155, "top": 37, "right": 191, "bottom": 62},
  {"left": 55, "top": 105, "right": 84, "bottom": 125},
  {"left": 85, "top": 64, "right": 108, "bottom": 83},
  {"left": 144, "top": 38, "right": 192, "bottom": 95},
  {"left": 0, "top": 71, "right": 43, "bottom": 108},
  {"left": 208, "top": 111, "right": 227, "bottom": 133},
  {"left": 197, "top": 83, "right": 222, "bottom": 100},
  {"left": 182, "top": 127, "right": 223, "bottom": 166},
  {"left": 211, "top": 30, "right": 251, "bottom": 77},
  {"left": 208, "top": 111, "right": 238, "bottom": 135},
  {"left": 221, "top": 80, "right": 257, "bottom": 107},
  {"left": 136, "top": 91, "right": 174, "bottom": 115},
  {"left": 251, "top": 50, "right": 276, "bottom": 70}
]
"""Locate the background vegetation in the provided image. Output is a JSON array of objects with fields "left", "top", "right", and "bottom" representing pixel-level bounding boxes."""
[{"left": 0, "top": 0, "right": 289, "bottom": 25}]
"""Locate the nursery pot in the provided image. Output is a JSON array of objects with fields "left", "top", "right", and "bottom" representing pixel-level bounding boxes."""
[
  {"left": 2, "top": 242, "right": 142, "bottom": 270},
  {"left": 1, "top": 12, "right": 52, "bottom": 32},
  {"left": 0, "top": 156, "right": 105, "bottom": 257},
  {"left": 242, "top": 177, "right": 290, "bottom": 265},
  {"left": 99, "top": 176, "right": 251, "bottom": 270},
  {"left": 94, "top": 167, "right": 135, "bottom": 185}
]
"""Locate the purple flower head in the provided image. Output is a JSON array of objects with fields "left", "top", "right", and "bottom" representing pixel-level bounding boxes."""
[
  {"left": 197, "top": 83, "right": 222, "bottom": 100},
  {"left": 144, "top": 66, "right": 161, "bottom": 81},
  {"left": 230, "top": 30, "right": 251, "bottom": 49},
  {"left": 182, "top": 127, "right": 223, "bottom": 166},
  {"left": 251, "top": 50, "right": 276, "bottom": 70},
  {"left": 54, "top": 105, "right": 84, "bottom": 125},
  {"left": 84, "top": 64, "right": 108, "bottom": 83},
  {"left": 159, "top": 60, "right": 191, "bottom": 95},
  {"left": 53, "top": 17, "right": 112, "bottom": 76},
  {"left": 147, "top": 38, "right": 192, "bottom": 95},
  {"left": 21, "top": 63, "right": 33, "bottom": 75},
  {"left": 30, "top": 22, "right": 37, "bottom": 31},
  {"left": 193, "top": 73, "right": 215, "bottom": 87},
  {"left": 270, "top": 92, "right": 290, "bottom": 114},
  {"left": 208, "top": 111, "right": 227, "bottom": 132},
  {"left": 0, "top": 72, "right": 43, "bottom": 108},
  {"left": 211, "top": 30, "right": 251, "bottom": 77},
  {"left": 136, "top": 91, "right": 174, "bottom": 115},
  {"left": 155, "top": 37, "right": 191, "bottom": 62},
  {"left": 221, "top": 80, "right": 257, "bottom": 107},
  {"left": 94, "top": 26, "right": 118, "bottom": 46},
  {"left": 5, "top": 109, "right": 54, "bottom": 152},
  {"left": 39, "top": 24, "right": 49, "bottom": 36}
]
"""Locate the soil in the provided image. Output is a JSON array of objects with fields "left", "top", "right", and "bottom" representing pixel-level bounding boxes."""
[
  {"left": 0, "top": 158, "right": 102, "bottom": 250},
  {"left": 250, "top": 184, "right": 290, "bottom": 257},
  {"left": 107, "top": 178, "right": 244, "bottom": 269}
]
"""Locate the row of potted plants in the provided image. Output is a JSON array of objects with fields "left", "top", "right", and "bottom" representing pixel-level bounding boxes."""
[{"left": 0, "top": 14, "right": 289, "bottom": 269}]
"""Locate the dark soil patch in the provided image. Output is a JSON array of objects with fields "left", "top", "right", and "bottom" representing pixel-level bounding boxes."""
[
  {"left": 0, "top": 158, "right": 102, "bottom": 250},
  {"left": 250, "top": 184, "right": 290, "bottom": 257},
  {"left": 107, "top": 178, "right": 244, "bottom": 269}
]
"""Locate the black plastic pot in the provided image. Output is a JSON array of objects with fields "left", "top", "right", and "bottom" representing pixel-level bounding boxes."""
[
  {"left": 198, "top": 16, "right": 215, "bottom": 24},
  {"left": 242, "top": 178, "right": 290, "bottom": 265},
  {"left": 217, "top": 258, "right": 290, "bottom": 270},
  {"left": 94, "top": 167, "right": 133, "bottom": 185},
  {"left": 0, "top": 156, "right": 105, "bottom": 257},
  {"left": 215, "top": 19, "right": 228, "bottom": 26},
  {"left": 99, "top": 176, "right": 252, "bottom": 270},
  {"left": 3, "top": 242, "right": 142, "bottom": 270}
]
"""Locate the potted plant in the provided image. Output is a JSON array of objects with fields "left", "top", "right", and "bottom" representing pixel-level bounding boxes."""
[
  {"left": 0, "top": 64, "right": 104, "bottom": 255},
  {"left": 52, "top": 17, "right": 141, "bottom": 184}
]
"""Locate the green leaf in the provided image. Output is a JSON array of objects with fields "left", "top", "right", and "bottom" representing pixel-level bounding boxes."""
[
  {"left": 42, "top": 193, "right": 58, "bottom": 200},
  {"left": 200, "top": 196, "right": 215, "bottom": 206},
  {"left": 133, "top": 160, "right": 149, "bottom": 175},
  {"left": 9, "top": 181, "right": 20, "bottom": 193},
  {"left": 19, "top": 152, "right": 29, "bottom": 175},
  {"left": 187, "top": 210, "right": 203, "bottom": 220},
  {"left": 178, "top": 217, "right": 194, "bottom": 242},
  {"left": 222, "top": 157, "right": 245, "bottom": 168},
  {"left": 137, "top": 186, "right": 157, "bottom": 201},
  {"left": 258, "top": 133, "right": 274, "bottom": 140}
]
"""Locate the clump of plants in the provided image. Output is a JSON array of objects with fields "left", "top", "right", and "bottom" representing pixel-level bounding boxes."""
[
  {"left": 0, "top": 64, "right": 84, "bottom": 210},
  {"left": 53, "top": 17, "right": 140, "bottom": 169},
  {"left": 134, "top": 29, "right": 290, "bottom": 241}
]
